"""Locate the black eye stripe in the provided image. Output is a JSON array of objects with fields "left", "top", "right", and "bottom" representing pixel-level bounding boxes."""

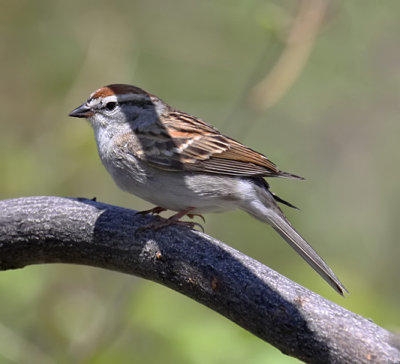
[
  {"left": 127, "top": 100, "right": 153, "bottom": 107},
  {"left": 101, "top": 99, "right": 154, "bottom": 110}
]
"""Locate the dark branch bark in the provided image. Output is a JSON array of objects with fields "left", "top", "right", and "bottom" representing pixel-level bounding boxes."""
[{"left": 0, "top": 196, "right": 399, "bottom": 363}]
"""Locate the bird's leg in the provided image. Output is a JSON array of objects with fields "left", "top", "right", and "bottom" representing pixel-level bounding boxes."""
[
  {"left": 165, "top": 208, "right": 206, "bottom": 231},
  {"left": 135, "top": 207, "right": 204, "bottom": 233},
  {"left": 135, "top": 206, "right": 167, "bottom": 216}
]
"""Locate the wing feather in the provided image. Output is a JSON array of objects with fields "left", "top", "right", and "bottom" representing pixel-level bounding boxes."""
[{"left": 132, "top": 110, "right": 303, "bottom": 179}]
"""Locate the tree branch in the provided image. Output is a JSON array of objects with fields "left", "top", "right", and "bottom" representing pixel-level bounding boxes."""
[{"left": 0, "top": 196, "right": 399, "bottom": 363}]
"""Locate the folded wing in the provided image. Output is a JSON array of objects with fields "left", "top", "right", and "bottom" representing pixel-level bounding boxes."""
[{"left": 132, "top": 110, "right": 303, "bottom": 179}]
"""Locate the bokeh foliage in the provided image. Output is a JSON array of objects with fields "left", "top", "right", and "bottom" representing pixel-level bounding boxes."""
[{"left": 1, "top": 0, "right": 399, "bottom": 363}]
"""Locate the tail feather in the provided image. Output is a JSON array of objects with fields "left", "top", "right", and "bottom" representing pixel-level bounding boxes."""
[
  {"left": 267, "top": 211, "right": 347, "bottom": 295},
  {"left": 272, "top": 192, "right": 299, "bottom": 210},
  {"left": 243, "top": 184, "right": 347, "bottom": 295}
]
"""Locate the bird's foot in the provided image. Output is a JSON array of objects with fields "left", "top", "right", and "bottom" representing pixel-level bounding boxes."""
[{"left": 135, "top": 208, "right": 205, "bottom": 233}]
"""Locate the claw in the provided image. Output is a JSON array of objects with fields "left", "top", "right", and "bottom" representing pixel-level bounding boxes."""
[
  {"left": 187, "top": 214, "right": 206, "bottom": 223},
  {"left": 176, "top": 220, "right": 204, "bottom": 232},
  {"left": 135, "top": 207, "right": 205, "bottom": 233}
]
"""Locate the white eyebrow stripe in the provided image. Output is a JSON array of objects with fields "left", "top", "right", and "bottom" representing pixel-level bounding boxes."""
[{"left": 101, "top": 95, "right": 119, "bottom": 103}]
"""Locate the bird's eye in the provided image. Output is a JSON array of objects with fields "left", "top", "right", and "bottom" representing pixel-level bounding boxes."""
[{"left": 105, "top": 102, "right": 117, "bottom": 111}]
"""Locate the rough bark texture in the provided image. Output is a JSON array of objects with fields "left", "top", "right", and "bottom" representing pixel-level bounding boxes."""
[{"left": 0, "top": 196, "right": 399, "bottom": 363}]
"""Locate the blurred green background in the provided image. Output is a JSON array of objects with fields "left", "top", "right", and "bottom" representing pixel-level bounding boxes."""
[{"left": 1, "top": 0, "right": 400, "bottom": 363}]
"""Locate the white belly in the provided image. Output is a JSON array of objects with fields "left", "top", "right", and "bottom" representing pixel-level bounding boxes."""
[{"left": 102, "top": 149, "right": 241, "bottom": 213}]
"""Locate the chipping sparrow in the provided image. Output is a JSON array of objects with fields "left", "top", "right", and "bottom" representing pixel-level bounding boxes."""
[{"left": 69, "top": 84, "right": 347, "bottom": 295}]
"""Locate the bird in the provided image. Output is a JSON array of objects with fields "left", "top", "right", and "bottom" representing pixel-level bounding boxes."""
[{"left": 69, "top": 83, "right": 347, "bottom": 295}]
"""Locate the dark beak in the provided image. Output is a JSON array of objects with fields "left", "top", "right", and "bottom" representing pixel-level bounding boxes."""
[{"left": 69, "top": 104, "right": 93, "bottom": 118}]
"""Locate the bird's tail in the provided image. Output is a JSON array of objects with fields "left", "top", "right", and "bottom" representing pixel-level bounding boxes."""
[{"left": 241, "top": 185, "right": 347, "bottom": 295}]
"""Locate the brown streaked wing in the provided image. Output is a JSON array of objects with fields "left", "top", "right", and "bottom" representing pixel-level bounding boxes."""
[
  {"left": 163, "top": 111, "right": 282, "bottom": 176},
  {"left": 133, "top": 110, "right": 301, "bottom": 178},
  {"left": 212, "top": 138, "right": 279, "bottom": 172},
  {"left": 196, "top": 139, "right": 304, "bottom": 179},
  {"left": 184, "top": 158, "right": 277, "bottom": 176}
]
